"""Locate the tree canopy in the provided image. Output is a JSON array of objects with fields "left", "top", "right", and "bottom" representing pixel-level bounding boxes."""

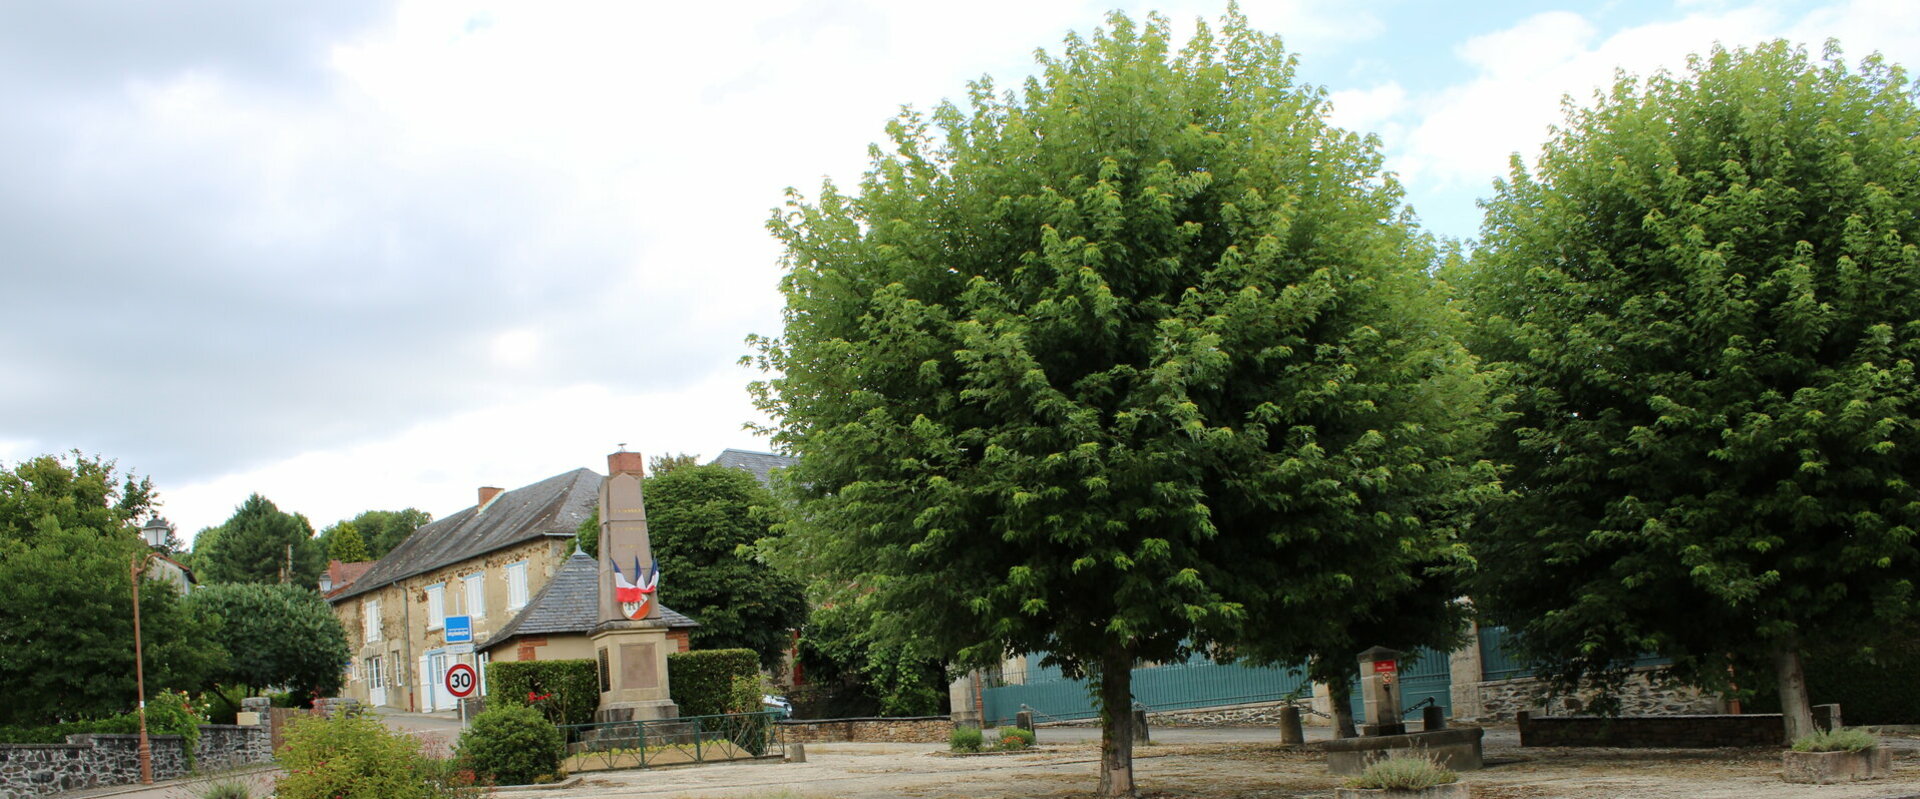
[
  {"left": 1461, "top": 41, "right": 1920, "bottom": 738},
  {"left": 751, "top": 10, "right": 1494, "bottom": 793},
  {"left": 323, "top": 521, "right": 371, "bottom": 563},
  {"left": 0, "top": 453, "right": 225, "bottom": 725},
  {"left": 320, "top": 508, "right": 431, "bottom": 561},
  {"left": 190, "top": 582, "right": 351, "bottom": 698},
  {"left": 194, "top": 494, "right": 325, "bottom": 586}
]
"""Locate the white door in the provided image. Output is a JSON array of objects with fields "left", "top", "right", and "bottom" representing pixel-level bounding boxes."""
[
  {"left": 367, "top": 655, "right": 387, "bottom": 707},
  {"left": 428, "top": 652, "right": 452, "bottom": 711}
]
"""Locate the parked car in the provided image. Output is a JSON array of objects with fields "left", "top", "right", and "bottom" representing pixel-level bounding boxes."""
[{"left": 762, "top": 694, "right": 793, "bottom": 718}]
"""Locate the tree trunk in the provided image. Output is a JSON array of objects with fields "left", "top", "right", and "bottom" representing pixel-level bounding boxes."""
[
  {"left": 1772, "top": 637, "right": 1815, "bottom": 742},
  {"left": 1096, "top": 645, "right": 1136, "bottom": 797},
  {"left": 1329, "top": 677, "right": 1358, "bottom": 739}
]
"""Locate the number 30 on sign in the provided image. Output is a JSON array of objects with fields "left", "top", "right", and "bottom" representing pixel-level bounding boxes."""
[{"left": 445, "top": 663, "right": 478, "bottom": 699}]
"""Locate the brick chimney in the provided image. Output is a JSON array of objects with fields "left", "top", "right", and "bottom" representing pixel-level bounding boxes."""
[
  {"left": 478, "top": 486, "right": 504, "bottom": 510},
  {"left": 609, "top": 450, "right": 645, "bottom": 476}
]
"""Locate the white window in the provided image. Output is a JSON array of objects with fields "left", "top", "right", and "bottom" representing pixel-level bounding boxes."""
[
  {"left": 427, "top": 583, "right": 446, "bottom": 630},
  {"left": 364, "top": 599, "right": 382, "bottom": 643},
  {"left": 464, "top": 573, "right": 487, "bottom": 620},
  {"left": 506, "top": 561, "right": 529, "bottom": 610},
  {"left": 366, "top": 655, "right": 385, "bottom": 689}
]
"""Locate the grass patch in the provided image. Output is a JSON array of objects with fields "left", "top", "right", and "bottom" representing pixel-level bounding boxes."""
[
  {"left": 1790, "top": 727, "right": 1877, "bottom": 753},
  {"left": 1344, "top": 752, "right": 1458, "bottom": 790}
]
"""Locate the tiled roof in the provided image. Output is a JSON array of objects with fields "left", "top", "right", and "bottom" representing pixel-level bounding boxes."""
[
  {"left": 708, "top": 449, "right": 794, "bottom": 488},
  {"left": 323, "top": 560, "right": 376, "bottom": 599},
  {"left": 329, "top": 468, "right": 600, "bottom": 603},
  {"left": 478, "top": 550, "right": 697, "bottom": 651}
]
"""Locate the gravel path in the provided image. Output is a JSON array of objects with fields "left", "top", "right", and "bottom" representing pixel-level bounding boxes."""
[{"left": 535, "top": 734, "right": 1920, "bottom": 799}]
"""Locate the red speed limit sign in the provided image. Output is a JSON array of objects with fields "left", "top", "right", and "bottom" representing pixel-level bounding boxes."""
[{"left": 445, "top": 663, "right": 478, "bottom": 699}]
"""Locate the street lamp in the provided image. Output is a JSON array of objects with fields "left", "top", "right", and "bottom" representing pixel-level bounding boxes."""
[{"left": 130, "top": 550, "right": 163, "bottom": 784}]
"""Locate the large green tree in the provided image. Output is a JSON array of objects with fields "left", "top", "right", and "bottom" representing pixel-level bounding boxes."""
[
  {"left": 1462, "top": 42, "right": 1920, "bottom": 740},
  {"left": 0, "top": 454, "right": 226, "bottom": 725},
  {"left": 195, "top": 494, "right": 325, "bottom": 585},
  {"left": 319, "top": 508, "right": 432, "bottom": 561},
  {"left": 321, "top": 521, "right": 371, "bottom": 563},
  {"left": 751, "top": 11, "right": 1494, "bottom": 793},
  {"left": 190, "top": 583, "right": 351, "bottom": 698}
]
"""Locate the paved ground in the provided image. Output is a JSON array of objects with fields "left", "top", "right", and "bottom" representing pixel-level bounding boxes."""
[{"left": 526, "top": 727, "right": 1920, "bottom": 799}]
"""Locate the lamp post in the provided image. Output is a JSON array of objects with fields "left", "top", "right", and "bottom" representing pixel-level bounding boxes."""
[{"left": 130, "top": 550, "right": 162, "bottom": 785}]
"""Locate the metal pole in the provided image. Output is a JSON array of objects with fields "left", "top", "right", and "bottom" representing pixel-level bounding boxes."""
[{"left": 131, "top": 554, "right": 154, "bottom": 785}]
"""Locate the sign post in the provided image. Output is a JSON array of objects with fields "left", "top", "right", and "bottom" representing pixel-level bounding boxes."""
[{"left": 445, "top": 662, "right": 478, "bottom": 727}]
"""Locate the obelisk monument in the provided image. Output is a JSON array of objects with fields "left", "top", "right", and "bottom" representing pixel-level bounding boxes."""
[{"left": 592, "top": 450, "right": 679, "bottom": 722}]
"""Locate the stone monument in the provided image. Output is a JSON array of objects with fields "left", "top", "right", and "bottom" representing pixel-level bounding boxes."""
[
  {"left": 1357, "top": 646, "right": 1406, "bottom": 736},
  {"left": 591, "top": 450, "right": 680, "bottom": 723}
]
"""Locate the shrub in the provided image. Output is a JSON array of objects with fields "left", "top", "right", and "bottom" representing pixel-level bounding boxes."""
[
  {"left": 1344, "top": 753, "right": 1458, "bottom": 790},
  {"left": 275, "top": 713, "right": 434, "bottom": 799},
  {"left": 993, "top": 726, "right": 1035, "bottom": 750},
  {"left": 668, "top": 649, "right": 759, "bottom": 717},
  {"left": 1791, "top": 727, "right": 1878, "bottom": 753},
  {"left": 485, "top": 659, "right": 598, "bottom": 727},
  {"left": 949, "top": 725, "right": 983, "bottom": 753},
  {"left": 196, "top": 780, "right": 251, "bottom": 799},
  {"left": 458, "top": 704, "right": 565, "bottom": 786}
]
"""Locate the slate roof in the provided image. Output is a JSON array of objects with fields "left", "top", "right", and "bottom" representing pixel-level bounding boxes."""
[
  {"left": 329, "top": 468, "right": 600, "bottom": 603},
  {"left": 709, "top": 449, "right": 794, "bottom": 488},
  {"left": 478, "top": 550, "right": 698, "bottom": 651}
]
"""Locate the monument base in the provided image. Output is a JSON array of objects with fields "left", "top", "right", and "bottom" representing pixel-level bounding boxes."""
[{"left": 592, "top": 619, "right": 679, "bottom": 724}]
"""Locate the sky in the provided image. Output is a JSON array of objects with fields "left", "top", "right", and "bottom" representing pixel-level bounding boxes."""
[{"left": 4, "top": 0, "right": 1917, "bottom": 540}]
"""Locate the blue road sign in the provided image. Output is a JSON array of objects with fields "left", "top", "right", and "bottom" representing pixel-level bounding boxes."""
[{"left": 444, "top": 615, "right": 473, "bottom": 643}]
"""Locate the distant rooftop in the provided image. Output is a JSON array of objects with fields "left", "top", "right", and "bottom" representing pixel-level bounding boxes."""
[{"left": 708, "top": 449, "right": 794, "bottom": 488}]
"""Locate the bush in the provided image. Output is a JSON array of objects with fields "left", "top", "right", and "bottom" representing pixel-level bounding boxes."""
[
  {"left": 993, "top": 726, "right": 1035, "bottom": 750},
  {"left": 276, "top": 713, "right": 436, "bottom": 799},
  {"left": 458, "top": 704, "right": 565, "bottom": 786},
  {"left": 196, "top": 780, "right": 252, "bottom": 799},
  {"left": 1344, "top": 753, "right": 1458, "bottom": 790},
  {"left": 0, "top": 689, "right": 207, "bottom": 762},
  {"left": 485, "top": 659, "right": 597, "bottom": 726},
  {"left": 949, "top": 725, "right": 983, "bottom": 753},
  {"left": 1791, "top": 727, "right": 1878, "bottom": 753},
  {"left": 668, "top": 649, "right": 759, "bottom": 717}
]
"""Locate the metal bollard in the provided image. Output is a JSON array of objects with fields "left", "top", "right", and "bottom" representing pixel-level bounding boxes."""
[
  {"left": 1279, "top": 705, "right": 1305, "bottom": 746},
  {"left": 1016, "top": 710, "right": 1034, "bottom": 733},
  {"left": 785, "top": 742, "right": 807, "bottom": 763},
  {"left": 1423, "top": 705, "right": 1446, "bottom": 732}
]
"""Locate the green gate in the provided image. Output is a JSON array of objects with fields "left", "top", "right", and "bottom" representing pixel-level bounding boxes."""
[{"left": 981, "top": 654, "right": 1311, "bottom": 727}]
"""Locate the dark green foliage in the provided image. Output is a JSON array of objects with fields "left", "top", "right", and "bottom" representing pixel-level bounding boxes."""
[
  {"left": 321, "top": 509, "right": 432, "bottom": 561},
  {"left": 194, "top": 494, "right": 324, "bottom": 586},
  {"left": 668, "top": 648, "right": 759, "bottom": 717},
  {"left": 275, "top": 714, "right": 449, "bottom": 799},
  {"left": 0, "top": 453, "right": 226, "bottom": 727},
  {"left": 793, "top": 599, "right": 947, "bottom": 717},
  {"left": 993, "top": 726, "right": 1036, "bottom": 750},
  {"left": 484, "top": 659, "right": 598, "bottom": 726},
  {"left": 649, "top": 452, "right": 699, "bottom": 476},
  {"left": 750, "top": 9, "right": 1495, "bottom": 791},
  {"left": 190, "top": 583, "right": 351, "bottom": 698},
  {"left": 1462, "top": 42, "right": 1920, "bottom": 707},
  {"left": 1746, "top": 635, "right": 1920, "bottom": 724},
  {"left": 458, "top": 704, "right": 564, "bottom": 786}
]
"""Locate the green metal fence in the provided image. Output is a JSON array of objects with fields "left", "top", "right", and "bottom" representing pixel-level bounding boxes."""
[
  {"left": 556, "top": 710, "right": 782, "bottom": 772},
  {"left": 982, "top": 654, "right": 1312, "bottom": 727},
  {"left": 1345, "top": 647, "right": 1453, "bottom": 720}
]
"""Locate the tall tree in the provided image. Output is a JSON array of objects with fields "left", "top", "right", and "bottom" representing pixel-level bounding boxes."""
[
  {"left": 191, "top": 583, "right": 351, "bottom": 698},
  {"left": 751, "top": 10, "right": 1494, "bottom": 794},
  {"left": 1462, "top": 42, "right": 1920, "bottom": 740},
  {"left": 322, "top": 521, "right": 371, "bottom": 563},
  {"left": 0, "top": 454, "right": 225, "bottom": 725},
  {"left": 648, "top": 452, "right": 699, "bottom": 476},
  {"left": 196, "top": 494, "right": 325, "bottom": 585},
  {"left": 322, "top": 508, "right": 432, "bottom": 560}
]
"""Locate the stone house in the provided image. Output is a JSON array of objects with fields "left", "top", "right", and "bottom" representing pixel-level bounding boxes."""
[{"left": 327, "top": 469, "right": 600, "bottom": 712}]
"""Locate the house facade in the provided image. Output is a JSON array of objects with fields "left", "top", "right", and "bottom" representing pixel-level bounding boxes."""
[{"left": 327, "top": 469, "right": 598, "bottom": 712}]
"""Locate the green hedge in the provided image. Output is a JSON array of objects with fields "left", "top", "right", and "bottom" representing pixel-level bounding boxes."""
[
  {"left": 668, "top": 649, "right": 759, "bottom": 717},
  {"left": 486, "top": 659, "right": 598, "bottom": 726}
]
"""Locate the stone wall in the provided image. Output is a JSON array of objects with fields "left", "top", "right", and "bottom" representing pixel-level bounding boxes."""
[
  {"left": 0, "top": 725, "right": 270, "bottom": 799},
  {"left": 1038, "top": 700, "right": 1306, "bottom": 728},
  {"left": 1516, "top": 708, "right": 1833, "bottom": 748},
  {"left": 1474, "top": 669, "right": 1722, "bottom": 722},
  {"left": 777, "top": 716, "right": 953, "bottom": 743}
]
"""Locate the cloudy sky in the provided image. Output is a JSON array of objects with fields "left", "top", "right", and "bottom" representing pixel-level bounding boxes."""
[{"left": 4, "top": 0, "right": 1916, "bottom": 539}]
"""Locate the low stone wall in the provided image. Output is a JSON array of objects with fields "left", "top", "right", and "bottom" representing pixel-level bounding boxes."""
[
  {"left": 0, "top": 725, "right": 271, "bottom": 799},
  {"left": 1516, "top": 708, "right": 1833, "bottom": 748},
  {"left": 1036, "top": 700, "right": 1305, "bottom": 728},
  {"left": 1475, "top": 670, "right": 1721, "bottom": 722},
  {"left": 777, "top": 716, "right": 953, "bottom": 743}
]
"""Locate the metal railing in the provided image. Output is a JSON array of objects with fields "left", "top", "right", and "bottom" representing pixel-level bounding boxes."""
[{"left": 556, "top": 710, "right": 783, "bottom": 772}]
